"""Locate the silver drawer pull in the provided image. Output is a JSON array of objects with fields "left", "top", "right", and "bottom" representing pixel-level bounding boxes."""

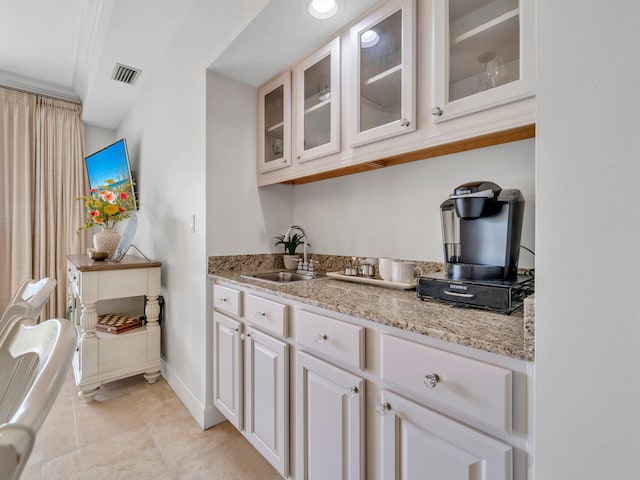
[
  {"left": 255, "top": 311, "right": 266, "bottom": 320},
  {"left": 315, "top": 333, "right": 328, "bottom": 344},
  {"left": 346, "top": 386, "right": 359, "bottom": 398},
  {"left": 219, "top": 297, "right": 229, "bottom": 303},
  {"left": 424, "top": 373, "right": 440, "bottom": 388},
  {"left": 376, "top": 402, "right": 391, "bottom": 416},
  {"left": 444, "top": 290, "right": 475, "bottom": 298}
]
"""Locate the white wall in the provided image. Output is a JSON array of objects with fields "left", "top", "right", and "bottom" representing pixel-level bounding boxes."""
[
  {"left": 536, "top": 1, "right": 640, "bottom": 478},
  {"left": 293, "top": 139, "right": 535, "bottom": 267},
  {"left": 206, "top": 71, "right": 293, "bottom": 256},
  {"left": 116, "top": 0, "right": 270, "bottom": 428},
  {"left": 84, "top": 123, "right": 116, "bottom": 156}
]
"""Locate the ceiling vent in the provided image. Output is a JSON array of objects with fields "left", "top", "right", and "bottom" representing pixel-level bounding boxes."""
[{"left": 111, "top": 63, "right": 141, "bottom": 85}]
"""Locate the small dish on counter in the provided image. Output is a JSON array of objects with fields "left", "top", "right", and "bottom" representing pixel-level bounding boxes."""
[
  {"left": 88, "top": 250, "right": 109, "bottom": 261},
  {"left": 326, "top": 271, "right": 416, "bottom": 290}
]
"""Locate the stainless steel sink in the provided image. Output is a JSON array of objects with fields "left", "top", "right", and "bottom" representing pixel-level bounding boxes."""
[{"left": 241, "top": 271, "right": 325, "bottom": 284}]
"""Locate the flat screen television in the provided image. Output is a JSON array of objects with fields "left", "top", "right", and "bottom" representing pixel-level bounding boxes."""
[{"left": 84, "top": 138, "right": 137, "bottom": 210}]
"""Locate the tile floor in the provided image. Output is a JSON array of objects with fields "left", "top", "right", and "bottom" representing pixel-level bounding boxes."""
[{"left": 22, "top": 370, "right": 282, "bottom": 480}]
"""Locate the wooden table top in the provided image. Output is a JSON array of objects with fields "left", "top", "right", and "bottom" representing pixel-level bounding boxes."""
[{"left": 67, "top": 254, "right": 161, "bottom": 272}]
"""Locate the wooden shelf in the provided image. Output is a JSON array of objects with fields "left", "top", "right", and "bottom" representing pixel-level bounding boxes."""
[{"left": 281, "top": 124, "right": 535, "bottom": 185}]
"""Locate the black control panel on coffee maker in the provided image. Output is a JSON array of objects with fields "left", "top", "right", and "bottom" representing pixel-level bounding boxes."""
[{"left": 417, "top": 181, "right": 533, "bottom": 313}]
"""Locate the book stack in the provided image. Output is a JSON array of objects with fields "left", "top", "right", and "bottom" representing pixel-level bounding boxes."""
[{"left": 96, "top": 314, "right": 144, "bottom": 334}]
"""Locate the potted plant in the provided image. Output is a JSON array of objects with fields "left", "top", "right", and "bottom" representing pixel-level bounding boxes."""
[{"left": 274, "top": 232, "right": 310, "bottom": 269}]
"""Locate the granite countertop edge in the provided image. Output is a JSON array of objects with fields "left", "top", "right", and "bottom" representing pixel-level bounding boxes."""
[{"left": 207, "top": 255, "right": 534, "bottom": 362}]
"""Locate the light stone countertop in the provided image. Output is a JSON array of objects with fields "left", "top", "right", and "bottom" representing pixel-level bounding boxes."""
[{"left": 208, "top": 254, "right": 534, "bottom": 361}]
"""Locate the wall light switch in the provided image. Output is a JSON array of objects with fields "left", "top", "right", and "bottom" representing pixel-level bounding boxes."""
[{"left": 189, "top": 214, "right": 195, "bottom": 233}]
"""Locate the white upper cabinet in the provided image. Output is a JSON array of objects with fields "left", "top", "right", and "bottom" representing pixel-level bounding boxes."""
[
  {"left": 258, "top": 71, "right": 291, "bottom": 172},
  {"left": 294, "top": 37, "right": 341, "bottom": 163},
  {"left": 431, "top": 0, "right": 535, "bottom": 122},
  {"left": 349, "top": 0, "right": 416, "bottom": 147}
]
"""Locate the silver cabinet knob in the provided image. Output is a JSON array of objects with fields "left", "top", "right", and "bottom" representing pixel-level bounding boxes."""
[
  {"left": 399, "top": 118, "right": 410, "bottom": 127},
  {"left": 376, "top": 402, "right": 391, "bottom": 416},
  {"left": 424, "top": 373, "right": 440, "bottom": 388},
  {"left": 255, "top": 311, "right": 266, "bottom": 320},
  {"left": 240, "top": 333, "right": 251, "bottom": 340},
  {"left": 346, "top": 386, "right": 359, "bottom": 398},
  {"left": 431, "top": 106, "right": 443, "bottom": 117},
  {"left": 315, "top": 333, "right": 328, "bottom": 344}
]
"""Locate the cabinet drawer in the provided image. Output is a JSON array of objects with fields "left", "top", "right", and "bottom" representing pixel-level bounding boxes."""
[
  {"left": 296, "top": 310, "right": 365, "bottom": 369},
  {"left": 213, "top": 285, "right": 242, "bottom": 317},
  {"left": 245, "top": 294, "right": 287, "bottom": 337},
  {"left": 381, "top": 334, "right": 512, "bottom": 431}
]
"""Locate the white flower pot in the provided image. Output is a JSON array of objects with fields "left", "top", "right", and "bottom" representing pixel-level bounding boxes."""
[{"left": 283, "top": 255, "right": 300, "bottom": 270}]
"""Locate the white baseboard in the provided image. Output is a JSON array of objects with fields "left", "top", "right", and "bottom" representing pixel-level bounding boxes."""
[{"left": 160, "top": 359, "right": 226, "bottom": 429}]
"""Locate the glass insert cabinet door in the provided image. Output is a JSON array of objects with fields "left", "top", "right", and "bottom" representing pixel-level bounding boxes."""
[
  {"left": 294, "top": 37, "right": 341, "bottom": 163},
  {"left": 432, "top": 0, "right": 535, "bottom": 122},
  {"left": 350, "top": 0, "right": 416, "bottom": 147},
  {"left": 258, "top": 71, "right": 291, "bottom": 173}
]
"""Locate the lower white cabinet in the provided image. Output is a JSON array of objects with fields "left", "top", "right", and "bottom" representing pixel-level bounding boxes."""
[
  {"left": 295, "top": 351, "right": 365, "bottom": 480},
  {"left": 212, "top": 306, "right": 289, "bottom": 478},
  {"left": 379, "top": 389, "right": 513, "bottom": 480},
  {"left": 213, "top": 312, "right": 243, "bottom": 429},
  {"left": 244, "top": 326, "right": 289, "bottom": 478},
  {"left": 212, "top": 282, "right": 531, "bottom": 480}
]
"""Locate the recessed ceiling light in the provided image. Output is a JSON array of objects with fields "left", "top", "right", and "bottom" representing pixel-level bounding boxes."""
[
  {"left": 360, "top": 29, "right": 379, "bottom": 48},
  {"left": 308, "top": 0, "right": 343, "bottom": 19}
]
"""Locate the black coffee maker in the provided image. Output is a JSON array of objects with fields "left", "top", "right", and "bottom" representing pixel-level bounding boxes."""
[
  {"left": 441, "top": 181, "right": 524, "bottom": 281},
  {"left": 417, "top": 181, "right": 533, "bottom": 313}
]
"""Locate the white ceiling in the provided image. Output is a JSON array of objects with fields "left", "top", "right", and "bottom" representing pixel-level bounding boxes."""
[
  {"left": 0, "top": 0, "right": 380, "bottom": 129},
  {"left": 0, "top": 0, "right": 196, "bottom": 129}
]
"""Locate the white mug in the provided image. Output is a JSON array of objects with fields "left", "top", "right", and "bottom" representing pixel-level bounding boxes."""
[
  {"left": 378, "top": 257, "right": 397, "bottom": 282},
  {"left": 391, "top": 261, "right": 423, "bottom": 284}
]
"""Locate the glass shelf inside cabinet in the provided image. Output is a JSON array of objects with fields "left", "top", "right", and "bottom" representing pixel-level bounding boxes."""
[
  {"left": 448, "top": 0, "right": 520, "bottom": 102},
  {"left": 304, "top": 102, "right": 331, "bottom": 150},
  {"left": 359, "top": 9, "right": 402, "bottom": 133},
  {"left": 303, "top": 54, "right": 332, "bottom": 151},
  {"left": 264, "top": 85, "right": 285, "bottom": 164}
]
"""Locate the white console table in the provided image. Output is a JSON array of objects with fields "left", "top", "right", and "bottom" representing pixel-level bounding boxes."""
[{"left": 67, "top": 254, "right": 162, "bottom": 402}]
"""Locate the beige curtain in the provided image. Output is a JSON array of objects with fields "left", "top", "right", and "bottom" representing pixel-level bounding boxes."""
[{"left": 0, "top": 87, "right": 87, "bottom": 318}]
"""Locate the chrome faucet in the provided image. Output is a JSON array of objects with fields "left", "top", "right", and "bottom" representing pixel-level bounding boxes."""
[{"left": 284, "top": 225, "right": 312, "bottom": 274}]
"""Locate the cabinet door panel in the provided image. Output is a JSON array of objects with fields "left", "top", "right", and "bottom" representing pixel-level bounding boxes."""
[
  {"left": 349, "top": 0, "right": 416, "bottom": 147},
  {"left": 213, "top": 312, "right": 243, "bottom": 429},
  {"left": 381, "top": 389, "right": 512, "bottom": 480},
  {"left": 431, "top": 0, "right": 535, "bottom": 122},
  {"left": 258, "top": 71, "right": 291, "bottom": 172},
  {"left": 295, "top": 37, "right": 341, "bottom": 163},
  {"left": 244, "top": 326, "right": 289, "bottom": 477},
  {"left": 296, "top": 351, "right": 364, "bottom": 480}
]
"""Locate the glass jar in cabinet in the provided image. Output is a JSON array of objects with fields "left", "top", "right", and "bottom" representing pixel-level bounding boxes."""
[
  {"left": 258, "top": 71, "right": 291, "bottom": 172},
  {"left": 431, "top": 0, "right": 535, "bottom": 122},
  {"left": 294, "top": 37, "right": 341, "bottom": 163},
  {"left": 349, "top": 0, "right": 416, "bottom": 147}
]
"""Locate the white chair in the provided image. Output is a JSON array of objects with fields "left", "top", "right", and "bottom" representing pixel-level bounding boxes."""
[
  {"left": 0, "top": 316, "right": 76, "bottom": 480},
  {"left": 0, "top": 278, "right": 57, "bottom": 334}
]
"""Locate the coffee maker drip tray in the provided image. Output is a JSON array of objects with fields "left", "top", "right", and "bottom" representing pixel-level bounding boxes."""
[{"left": 417, "top": 272, "right": 534, "bottom": 314}]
